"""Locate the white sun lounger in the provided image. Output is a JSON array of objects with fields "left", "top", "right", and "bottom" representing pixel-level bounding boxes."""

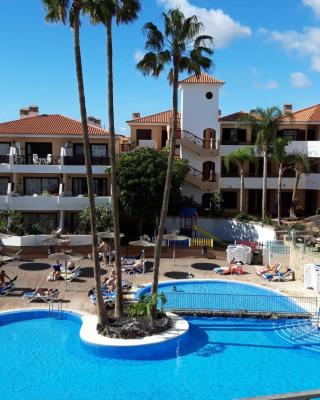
[{"left": 22, "top": 289, "right": 59, "bottom": 303}]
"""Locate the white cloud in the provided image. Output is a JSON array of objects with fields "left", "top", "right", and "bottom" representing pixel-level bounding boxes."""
[
  {"left": 158, "top": 0, "right": 251, "bottom": 48},
  {"left": 254, "top": 80, "right": 278, "bottom": 90},
  {"left": 134, "top": 50, "right": 144, "bottom": 63},
  {"left": 264, "top": 80, "right": 278, "bottom": 90},
  {"left": 291, "top": 72, "right": 312, "bottom": 87},
  {"left": 261, "top": 27, "right": 320, "bottom": 72},
  {"left": 303, "top": 0, "right": 320, "bottom": 17},
  {"left": 250, "top": 66, "right": 260, "bottom": 77}
]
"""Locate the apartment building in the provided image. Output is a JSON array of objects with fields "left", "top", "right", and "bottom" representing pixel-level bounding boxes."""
[
  {"left": 127, "top": 73, "right": 320, "bottom": 217},
  {"left": 0, "top": 106, "right": 122, "bottom": 233}
]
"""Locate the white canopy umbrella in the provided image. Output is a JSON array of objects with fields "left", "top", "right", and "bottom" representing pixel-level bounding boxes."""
[
  {"left": 163, "top": 231, "right": 189, "bottom": 270},
  {"left": 129, "top": 237, "right": 156, "bottom": 274}
]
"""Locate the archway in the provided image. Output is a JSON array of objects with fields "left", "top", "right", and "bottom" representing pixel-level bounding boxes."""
[
  {"left": 202, "top": 161, "right": 215, "bottom": 181},
  {"left": 203, "top": 128, "right": 216, "bottom": 149}
]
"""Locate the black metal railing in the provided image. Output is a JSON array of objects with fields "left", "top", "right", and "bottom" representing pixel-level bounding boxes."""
[
  {"left": 0, "top": 155, "right": 9, "bottom": 164},
  {"left": 188, "top": 166, "right": 216, "bottom": 182},
  {"left": 120, "top": 141, "right": 139, "bottom": 152},
  {"left": 13, "top": 154, "right": 61, "bottom": 165},
  {"left": 63, "top": 155, "right": 110, "bottom": 165},
  {"left": 177, "top": 129, "right": 217, "bottom": 150},
  {"left": 160, "top": 292, "right": 317, "bottom": 314}
]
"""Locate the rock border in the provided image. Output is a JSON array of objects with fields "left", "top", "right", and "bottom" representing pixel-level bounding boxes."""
[{"left": 80, "top": 312, "right": 189, "bottom": 347}]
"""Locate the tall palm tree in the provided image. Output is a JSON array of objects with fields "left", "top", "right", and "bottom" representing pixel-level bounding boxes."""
[
  {"left": 137, "top": 9, "right": 213, "bottom": 317},
  {"left": 84, "top": 0, "right": 141, "bottom": 318},
  {"left": 287, "top": 152, "right": 310, "bottom": 219},
  {"left": 42, "top": 0, "right": 108, "bottom": 327},
  {"left": 271, "top": 137, "right": 290, "bottom": 224},
  {"left": 224, "top": 147, "right": 255, "bottom": 214},
  {"left": 238, "top": 107, "right": 285, "bottom": 220}
]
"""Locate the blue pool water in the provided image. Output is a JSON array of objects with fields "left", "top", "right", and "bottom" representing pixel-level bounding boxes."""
[
  {"left": 1, "top": 310, "right": 320, "bottom": 400},
  {"left": 136, "top": 280, "right": 306, "bottom": 313}
]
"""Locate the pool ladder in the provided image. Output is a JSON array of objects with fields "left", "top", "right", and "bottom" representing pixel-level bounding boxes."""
[{"left": 48, "top": 301, "right": 64, "bottom": 319}]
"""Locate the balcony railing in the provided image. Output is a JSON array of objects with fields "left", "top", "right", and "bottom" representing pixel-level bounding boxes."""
[
  {"left": 63, "top": 155, "right": 110, "bottom": 165},
  {"left": 120, "top": 141, "right": 139, "bottom": 152},
  {"left": 177, "top": 129, "right": 217, "bottom": 150},
  {"left": 13, "top": 155, "right": 61, "bottom": 165},
  {"left": 188, "top": 166, "right": 216, "bottom": 182},
  {"left": 220, "top": 140, "right": 253, "bottom": 145}
]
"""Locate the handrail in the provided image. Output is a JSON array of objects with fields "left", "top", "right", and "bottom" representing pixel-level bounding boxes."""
[
  {"left": 188, "top": 165, "right": 216, "bottom": 182},
  {"left": 241, "top": 389, "right": 320, "bottom": 399},
  {"left": 177, "top": 129, "right": 217, "bottom": 150},
  {"left": 120, "top": 141, "right": 139, "bottom": 152}
]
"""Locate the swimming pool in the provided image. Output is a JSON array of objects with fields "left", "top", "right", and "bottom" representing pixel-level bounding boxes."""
[
  {"left": 136, "top": 280, "right": 308, "bottom": 314},
  {"left": 1, "top": 310, "right": 320, "bottom": 400}
]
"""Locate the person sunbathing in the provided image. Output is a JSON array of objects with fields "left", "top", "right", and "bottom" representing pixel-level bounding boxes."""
[
  {"left": 102, "top": 269, "right": 116, "bottom": 292},
  {"left": 34, "top": 287, "right": 58, "bottom": 296},
  {"left": 0, "top": 269, "right": 11, "bottom": 287}
]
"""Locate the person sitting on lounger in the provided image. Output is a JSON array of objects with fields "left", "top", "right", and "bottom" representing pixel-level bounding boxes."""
[
  {"left": 102, "top": 269, "right": 116, "bottom": 292},
  {"left": 0, "top": 269, "right": 11, "bottom": 287},
  {"left": 34, "top": 287, "right": 58, "bottom": 296},
  {"left": 51, "top": 260, "right": 62, "bottom": 280}
]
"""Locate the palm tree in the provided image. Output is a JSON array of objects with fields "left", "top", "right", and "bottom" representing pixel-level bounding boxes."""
[
  {"left": 224, "top": 147, "right": 255, "bottom": 214},
  {"left": 238, "top": 107, "right": 285, "bottom": 220},
  {"left": 137, "top": 9, "right": 213, "bottom": 317},
  {"left": 84, "top": 0, "right": 141, "bottom": 318},
  {"left": 271, "top": 137, "right": 290, "bottom": 224},
  {"left": 42, "top": 0, "right": 108, "bottom": 327},
  {"left": 287, "top": 152, "right": 310, "bottom": 219}
]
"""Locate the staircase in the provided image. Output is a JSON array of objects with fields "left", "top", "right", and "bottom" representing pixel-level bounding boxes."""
[
  {"left": 186, "top": 166, "right": 218, "bottom": 191},
  {"left": 177, "top": 129, "right": 219, "bottom": 156},
  {"left": 274, "top": 314, "right": 320, "bottom": 352}
]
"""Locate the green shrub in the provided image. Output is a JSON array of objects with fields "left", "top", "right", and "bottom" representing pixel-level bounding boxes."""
[
  {"left": 316, "top": 208, "right": 320, "bottom": 215},
  {"left": 126, "top": 293, "right": 167, "bottom": 320}
]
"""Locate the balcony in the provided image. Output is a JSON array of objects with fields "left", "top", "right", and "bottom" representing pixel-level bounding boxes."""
[
  {"left": 4, "top": 194, "right": 111, "bottom": 212},
  {"left": 63, "top": 155, "right": 110, "bottom": 166}
]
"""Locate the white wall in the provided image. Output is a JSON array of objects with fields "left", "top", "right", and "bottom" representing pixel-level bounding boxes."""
[
  {"left": 2, "top": 234, "right": 92, "bottom": 247},
  {"left": 166, "top": 217, "right": 276, "bottom": 242},
  {"left": 181, "top": 83, "right": 221, "bottom": 138}
]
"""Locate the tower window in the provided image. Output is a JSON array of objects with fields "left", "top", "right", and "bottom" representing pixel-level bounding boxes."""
[{"left": 205, "top": 92, "right": 213, "bottom": 99}]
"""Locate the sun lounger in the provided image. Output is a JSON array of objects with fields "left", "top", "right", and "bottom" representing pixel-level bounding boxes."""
[
  {"left": 59, "top": 269, "right": 81, "bottom": 281},
  {"left": 271, "top": 269, "right": 295, "bottom": 282},
  {"left": 0, "top": 276, "right": 17, "bottom": 296},
  {"left": 22, "top": 289, "right": 59, "bottom": 303},
  {"left": 89, "top": 291, "right": 115, "bottom": 307}
]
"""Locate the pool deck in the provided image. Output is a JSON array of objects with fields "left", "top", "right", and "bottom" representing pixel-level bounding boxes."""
[{"left": 0, "top": 255, "right": 316, "bottom": 314}]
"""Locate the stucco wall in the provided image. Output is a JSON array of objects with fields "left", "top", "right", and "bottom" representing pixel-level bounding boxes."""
[{"left": 166, "top": 217, "right": 276, "bottom": 242}]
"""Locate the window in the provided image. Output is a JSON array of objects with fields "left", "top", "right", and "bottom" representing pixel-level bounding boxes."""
[
  {"left": 277, "top": 129, "right": 305, "bottom": 141},
  {"left": 72, "top": 177, "right": 108, "bottom": 196},
  {"left": 221, "top": 159, "right": 239, "bottom": 177},
  {"left": 0, "top": 143, "right": 10, "bottom": 155},
  {"left": 0, "top": 178, "right": 9, "bottom": 195},
  {"left": 23, "top": 213, "right": 57, "bottom": 234},
  {"left": 24, "top": 177, "right": 59, "bottom": 195},
  {"left": 136, "top": 129, "right": 152, "bottom": 140},
  {"left": 221, "top": 128, "right": 247, "bottom": 143},
  {"left": 205, "top": 92, "right": 213, "bottom": 99},
  {"left": 222, "top": 191, "right": 237, "bottom": 209}
]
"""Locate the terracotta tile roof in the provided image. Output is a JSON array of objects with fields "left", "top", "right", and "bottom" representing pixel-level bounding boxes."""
[
  {"left": 219, "top": 111, "right": 250, "bottom": 122},
  {"left": 0, "top": 114, "right": 109, "bottom": 136},
  {"left": 127, "top": 110, "right": 181, "bottom": 125},
  {"left": 281, "top": 104, "right": 320, "bottom": 122},
  {"left": 179, "top": 73, "right": 225, "bottom": 85}
]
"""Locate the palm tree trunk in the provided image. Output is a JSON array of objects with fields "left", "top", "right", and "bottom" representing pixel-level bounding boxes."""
[
  {"left": 290, "top": 170, "right": 300, "bottom": 219},
  {"left": 151, "top": 60, "right": 179, "bottom": 318},
  {"left": 106, "top": 18, "right": 124, "bottom": 318},
  {"left": 240, "top": 168, "right": 244, "bottom": 213},
  {"left": 277, "top": 165, "right": 282, "bottom": 225},
  {"left": 73, "top": 5, "right": 107, "bottom": 327},
  {"left": 262, "top": 149, "right": 267, "bottom": 219}
]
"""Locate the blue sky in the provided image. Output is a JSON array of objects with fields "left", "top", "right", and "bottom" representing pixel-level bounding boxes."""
[{"left": 1, "top": 0, "right": 320, "bottom": 135}]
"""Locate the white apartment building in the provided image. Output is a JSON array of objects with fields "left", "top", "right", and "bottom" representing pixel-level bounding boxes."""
[
  {"left": 0, "top": 106, "right": 128, "bottom": 233},
  {"left": 127, "top": 73, "right": 320, "bottom": 217}
]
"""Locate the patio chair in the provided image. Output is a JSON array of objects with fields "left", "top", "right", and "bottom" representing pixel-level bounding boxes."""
[
  {"left": 89, "top": 291, "right": 115, "bottom": 307},
  {"left": 272, "top": 268, "right": 295, "bottom": 282},
  {"left": 0, "top": 276, "right": 17, "bottom": 296},
  {"left": 22, "top": 289, "right": 59, "bottom": 303},
  {"left": 59, "top": 269, "right": 81, "bottom": 281}
]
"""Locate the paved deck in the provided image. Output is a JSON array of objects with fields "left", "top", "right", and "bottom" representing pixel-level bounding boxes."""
[{"left": 0, "top": 255, "right": 316, "bottom": 314}]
